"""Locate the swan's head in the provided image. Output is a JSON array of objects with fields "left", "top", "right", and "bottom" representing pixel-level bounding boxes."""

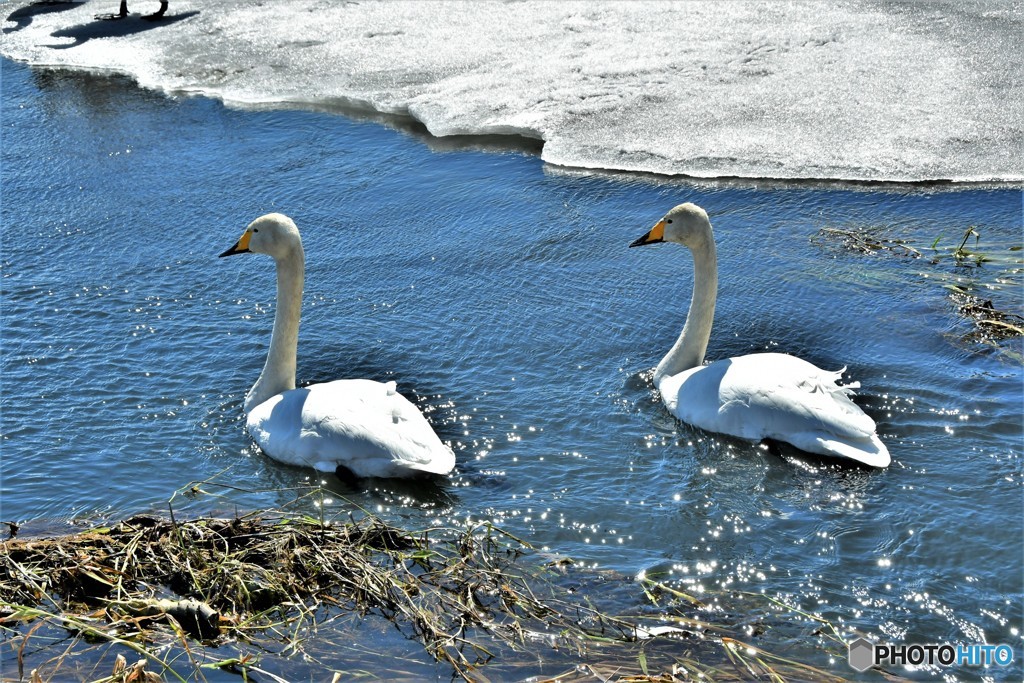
[
  {"left": 629, "top": 203, "right": 713, "bottom": 250},
  {"left": 219, "top": 213, "right": 303, "bottom": 261}
]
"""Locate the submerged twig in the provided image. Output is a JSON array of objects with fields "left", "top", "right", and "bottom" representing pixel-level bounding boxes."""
[{"left": 813, "top": 227, "right": 921, "bottom": 258}]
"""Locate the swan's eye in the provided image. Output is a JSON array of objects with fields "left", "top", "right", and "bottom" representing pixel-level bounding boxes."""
[
  {"left": 666, "top": 219, "right": 673, "bottom": 224},
  {"left": 252, "top": 228, "right": 259, "bottom": 233}
]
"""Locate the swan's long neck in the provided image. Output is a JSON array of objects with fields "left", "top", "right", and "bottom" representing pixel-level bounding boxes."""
[
  {"left": 244, "top": 246, "right": 304, "bottom": 414},
  {"left": 654, "top": 236, "right": 717, "bottom": 385}
]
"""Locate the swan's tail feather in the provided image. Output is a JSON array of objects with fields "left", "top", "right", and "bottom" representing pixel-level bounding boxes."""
[
  {"left": 828, "top": 366, "right": 861, "bottom": 393},
  {"left": 813, "top": 433, "right": 890, "bottom": 468}
]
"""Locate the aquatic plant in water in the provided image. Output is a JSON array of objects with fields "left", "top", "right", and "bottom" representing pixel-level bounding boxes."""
[{"left": 813, "top": 224, "right": 1023, "bottom": 360}]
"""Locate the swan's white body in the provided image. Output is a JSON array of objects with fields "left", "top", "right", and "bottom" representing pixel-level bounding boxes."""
[
  {"left": 220, "top": 213, "right": 455, "bottom": 478},
  {"left": 630, "top": 203, "right": 890, "bottom": 468}
]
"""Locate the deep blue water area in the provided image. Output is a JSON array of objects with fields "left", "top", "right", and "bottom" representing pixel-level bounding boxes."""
[{"left": 1, "top": 59, "right": 1021, "bottom": 679}]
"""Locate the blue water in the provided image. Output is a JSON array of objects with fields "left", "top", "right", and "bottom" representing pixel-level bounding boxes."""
[{"left": 1, "top": 60, "right": 1021, "bottom": 679}]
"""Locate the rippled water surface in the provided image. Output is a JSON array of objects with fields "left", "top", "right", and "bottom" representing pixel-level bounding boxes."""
[{"left": 1, "top": 60, "right": 1021, "bottom": 679}]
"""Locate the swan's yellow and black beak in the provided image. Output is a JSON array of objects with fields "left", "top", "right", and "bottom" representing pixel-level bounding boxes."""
[
  {"left": 219, "top": 229, "right": 252, "bottom": 257},
  {"left": 629, "top": 219, "right": 666, "bottom": 248}
]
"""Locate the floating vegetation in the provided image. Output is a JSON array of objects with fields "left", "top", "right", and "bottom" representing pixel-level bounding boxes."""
[
  {"left": 812, "top": 227, "right": 922, "bottom": 258},
  {"left": 813, "top": 224, "right": 1023, "bottom": 358},
  {"left": 944, "top": 227, "right": 990, "bottom": 266},
  {"left": 1, "top": 505, "right": 855, "bottom": 682}
]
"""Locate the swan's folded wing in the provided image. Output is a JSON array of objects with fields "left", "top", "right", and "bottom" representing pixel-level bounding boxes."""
[
  {"left": 737, "top": 377, "right": 874, "bottom": 438},
  {"left": 719, "top": 360, "right": 888, "bottom": 466},
  {"left": 667, "top": 354, "right": 889, "bottom": 466},
  {"left": 715, "top": 359, "right": 872, "bottom": 435},
  {"left": 247, "top": 379, "right": 455, "bottom": 477}
]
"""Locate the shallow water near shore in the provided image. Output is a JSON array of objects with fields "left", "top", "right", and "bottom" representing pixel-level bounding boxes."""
[{"left": 1, "top": 59, "right": 1022, "bottom": 679}]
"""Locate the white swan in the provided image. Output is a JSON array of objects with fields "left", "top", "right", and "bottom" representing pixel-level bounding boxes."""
[
  {"left": 220, "top": 213, "right": 455, "bottom": 478},
  {"left": 630, "top": 203, "right": 890, "bottom": 468}
]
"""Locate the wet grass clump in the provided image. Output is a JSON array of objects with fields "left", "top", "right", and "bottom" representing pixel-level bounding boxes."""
[{"left": 0, "top": 507, "right": 860, "bottom": 682}]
